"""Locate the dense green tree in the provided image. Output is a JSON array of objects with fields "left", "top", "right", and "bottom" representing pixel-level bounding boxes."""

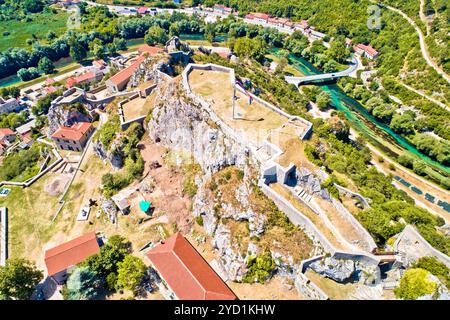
[
  {"left": 394, "top": 268, "right": 437, "bottom": 300},
  {"left": 144, "top": 25, "right": 169, "bottom": 46},
  {"left": 17, "top": 67, "right": 40, "bottom": 81},
  {"left": 0, "top": 259, "right": 43, "bottom": 300},
  {"left": 233, "top": 36, "right": 266, "bottom": 61},
  {"left": 64, "top": 266, "right": 102, "bottom": 300},
  {"left": 328, "top": 38, "right": 349, "bottom": 63},
  {"left": 412, "top": 257, "right": 450, "bottom": 289},
  {"left": 24, "top": 0, "right": 44, "bottom": 14},
  {"left": 69, "top": 37, "right": 87, "bottom": 62},
  {"left": 316, "top": 91, "right": 331, "bottom": 111},
  {"left": 116, "top": 255, "right": 146, "bottom": 294},
  {"left": 38, "top": 57, "right": 54, "bottom": 74},
  {"left": 83, "top": 235, "right": 132, "bottom": 278}
]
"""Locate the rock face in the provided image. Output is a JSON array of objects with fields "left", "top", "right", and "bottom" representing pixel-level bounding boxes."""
[
  {"left": 47, "top": 104, "right": 92, "bottom": 136},
  {"left": 148, "top": 82, "right": 249, "bottom": 175},
  {"left": 309, "top": 256, "right": 356, "bottom": 282},
  {"left": 129, "top": 57, "right": 174, "bottom": 89},
  {"left": 309, "top": 256, "right": 381, "bottom": 285},
  {"left": 92, "top": 138, "right": 124, "bottom": 169}
]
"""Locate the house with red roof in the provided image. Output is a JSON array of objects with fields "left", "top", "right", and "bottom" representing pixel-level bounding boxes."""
[
  {"left": 253, "top": 12, "right": 270, "bottom": 24},
  {"left": 92, "top": 59, "right": 106, "bottom": 70},
  {"left": 51, "top": 122, "right": 94, "bottom": 152},
  {"left": 0, "top": 128, "right": 16, "bottom": 144},
  {"left": 66, "top": 71, "right": 102, "bottom": 89},
  {"left": 354, "top": 43, "right": 379, "bottom": 60},
  {"left": 244, "top": 13, "right": 254, "bottom": 20},
  {"left": 345, "top": 38, "right": 353, "bottom": 48},
  {"left": 213, "top": 4, "right": 233, "bottom": 15},
  {"left": 106, "top": 55, "right": 147, "bottom": 93},
  {"left": 44, "top": 231, "right": 100, "bottom": 284},
  {"left": 146, "top": 233, "right": 238, "bottom": 300},
  {"left": 45, "top": 77, "right": 56, "bottom": 86},
  {"left": 137, "top": 44, "right": 165, "bottom": 57},
  {"left": 137, "top": 7, "right": 149, "bottom": 15}
]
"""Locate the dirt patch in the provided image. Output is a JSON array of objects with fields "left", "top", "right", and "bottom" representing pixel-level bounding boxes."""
[
  {"left": 44, "top": 174, "right": 71, "bottom": 196},
  {"left": 305, "top": 269, "right": 358, "bottom": 300}
]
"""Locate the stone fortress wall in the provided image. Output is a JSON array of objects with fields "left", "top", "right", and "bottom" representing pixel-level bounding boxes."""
[{"left": 181, "top": 63, "right": 381, "bottom": 299}]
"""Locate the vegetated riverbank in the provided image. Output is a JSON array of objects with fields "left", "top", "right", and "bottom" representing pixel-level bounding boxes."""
[{"left": 270, "top": 49, "right": 449, "bottom": 189}]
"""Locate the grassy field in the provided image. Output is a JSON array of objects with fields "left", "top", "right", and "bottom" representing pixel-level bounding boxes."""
[
  {"left": 0, "top": 11, "right": 69, "bottom": 52},
  {"left": 122, "top": 89, "right": 157, "bottom": 122},
  {"left": 0, "top": 175, "right": 60, "bottom": 264},
  {"left": 188, "top": 69, "right": 288, "bottom": 147}
]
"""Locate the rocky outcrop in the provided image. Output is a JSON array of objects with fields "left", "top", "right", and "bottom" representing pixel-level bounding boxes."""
[
  {"left": 148, "top": 82, "right": 249, "bottom": 175},
  {"left": 129, "top": 57, "right": 174, "bottom": 89},
  {"left": 92, "top": 138, "right": 124, "bottom": 169},
  {"left": 46, "top": 104, "right": 92, "bottom": 136},
  {"left": 308, "top": 256, "right": 380, "bottom": 285}
]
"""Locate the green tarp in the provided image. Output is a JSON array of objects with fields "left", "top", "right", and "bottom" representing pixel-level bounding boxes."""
[{"left": 139, "top": 200, "right": 152, "bottom": 213}]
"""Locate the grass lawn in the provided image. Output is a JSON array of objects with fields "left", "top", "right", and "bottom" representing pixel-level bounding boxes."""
[
  {"left": 122, "top": 90, "right": 157, "bottom": 122},
  {"left": 188, "top": 69, "right": 288, "bottom": 147},
  {"left": 0, "top": 11, "right": 69, "bottom": 52},
  {"left": 0, "top": 175, "right": 60, "bottom": 264}
]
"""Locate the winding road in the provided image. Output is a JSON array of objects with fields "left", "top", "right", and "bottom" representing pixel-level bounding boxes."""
[{"left": 374, "top": 1, "right": 450, "bottom": 84}]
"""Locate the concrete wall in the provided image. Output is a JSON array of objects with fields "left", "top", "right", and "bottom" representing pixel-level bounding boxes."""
[{"left": 0, "top": 207, "right": 7, "bottom": 266}]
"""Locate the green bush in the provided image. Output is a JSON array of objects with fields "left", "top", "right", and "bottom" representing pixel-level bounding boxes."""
[
  {"left": 242, "top": 249, "right": 276, "bottom": 284},
  {"left": 394, "top": 268, "right": 437, "bottom": 300}
]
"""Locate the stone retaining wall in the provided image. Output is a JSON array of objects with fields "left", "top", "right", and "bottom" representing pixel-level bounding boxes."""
[
  {"left": 0, "top": 207, "right": 7, "bottom": 266},
  {"left": 331, "top": 198, "right": 377, "bottom": 252},
  {"left": 258, "top": 179, "right": 334, "bottom": 253},
  {"left": 0, "top": 148, "right": 63, "bottom": 188},
  {"left": 334, "top": 183, "right": 371, "bottom": 209},
  {"left": 295, "top": 271, "right": 329, "bottom": 300}
]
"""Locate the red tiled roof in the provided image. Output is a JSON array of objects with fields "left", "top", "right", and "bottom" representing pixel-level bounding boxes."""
[
  {"left": 137, "top": 7, "right": 148, "bottom": 14},
  {"left": 137, "top": 45, "right": 164, "bottom": 56},
  {"left": 93, "top": 59, "right": 106, "bottom": 68},
  {"left": 51, "top": 122, "right": 92, "bottom": 141},
  {"left": 245, "top": 14, "right": 254, "bottom": 19},
  {"left": 108, "top": 55, "right": 146, "bottom": 87},
  {"left": 146, "top": 233, "right": 237, "bottom": 300},
  {"left": 0, "top": 128, "right": 14, "bottom": 137},
  {"left": 355, "top": 43, "right": 379, "bottom": 57},
  {"left": 253, "top": 12, "right": 270, "bottom": 20},
  {"left": 45, "top": 78, "right": 55, "bottom": 85},
  {"left": 66, "top": 71, "right": 97, "bottom": 88},
  {"left": 46, "top": 86, "right": 57, "bottom": 94},
  {"left": 44, "top": 231, "right": 100, "bottom": 276}
]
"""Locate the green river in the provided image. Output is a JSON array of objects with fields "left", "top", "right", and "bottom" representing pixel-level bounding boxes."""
[
  {"left": 1, "top": 34, "right": 448, "bottom": 176},
  {"left": 269, "top": 48, "right": 449, "bottom": 176}
]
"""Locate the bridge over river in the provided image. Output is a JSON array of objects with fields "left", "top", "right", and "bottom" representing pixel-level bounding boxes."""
[{"left": 285, "top": 56, "right": 359, "bottom": 86}]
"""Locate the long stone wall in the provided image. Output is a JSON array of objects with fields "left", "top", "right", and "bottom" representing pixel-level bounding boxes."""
[
  {"left": 394, "top": 225, "right": 450, "bottom": 268},
  {"left": 0, "top": 148, "right": 63, "bottom": 189},
  {"left": 334, "top": 183, "right": 371, "bottom": 209},
  {"left": 258, "top": 179, "right": 335, "bottom": 253},
  {"left": 0, "top": 207, "right": 7, "bottom": 266},
  {"left": 331, "top": 198, "right": 378, "bottom": 252}
]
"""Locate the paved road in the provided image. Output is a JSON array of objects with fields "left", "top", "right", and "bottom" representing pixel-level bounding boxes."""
[
  {"left": 374, "top": 1, "right": 450, "bottom": 84},
  {"left": 285, "top": 56, "right": 359, "bottom": 86}
]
